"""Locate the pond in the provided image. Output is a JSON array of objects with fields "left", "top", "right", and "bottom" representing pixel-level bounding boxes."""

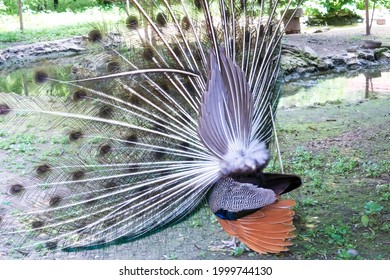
[
  {"left": 280, "top": 66, "right": 390, "bottom": 108},
  {"left": 1, "top": 62, "right": 390, "bottom": 109}
]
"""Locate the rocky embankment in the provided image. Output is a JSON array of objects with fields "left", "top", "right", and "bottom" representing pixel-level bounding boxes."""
[
  {"left": 0, "top": 36, "right": 87, "bottom": 71},
  {"left": 281, "top": 42, "right": 390, "bottom": 80},
  {"left": 1, "top": 35, "right": 390, "bottom": 79}
]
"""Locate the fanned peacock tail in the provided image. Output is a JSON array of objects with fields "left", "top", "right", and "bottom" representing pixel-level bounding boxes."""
[{"left": 0, "top": 0, "right": 301, "bottom": 254}]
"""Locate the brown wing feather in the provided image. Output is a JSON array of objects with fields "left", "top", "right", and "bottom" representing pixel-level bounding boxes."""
[{"left": 216, "top": 199, "right": 296, "bottom": 254}]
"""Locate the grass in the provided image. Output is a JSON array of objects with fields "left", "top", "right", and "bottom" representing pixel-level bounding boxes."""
[
  {"left": 1, "top": 99, "right": 389, "bottom": 260},
  {"left": 0, "top": 6, "right": 126, "bottom": 47},
  {"left": 264, "top": 97, "right": 390, "bottom": 260}
]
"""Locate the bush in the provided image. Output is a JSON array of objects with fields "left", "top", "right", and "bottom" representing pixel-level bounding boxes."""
[{"left": 303, "top": 0, "right": 358, "bottom": 17}]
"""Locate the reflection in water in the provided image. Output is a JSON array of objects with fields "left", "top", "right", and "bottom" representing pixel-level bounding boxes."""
[
  {"left": 280, "top": 70, "right": 390, "bottom": 109},
  {"left": 1, "top": 64, "right": 390, "bottom": 109}
]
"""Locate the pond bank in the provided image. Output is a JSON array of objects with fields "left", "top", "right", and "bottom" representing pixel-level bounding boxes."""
[{"left": 1, "top": 31, "right": 390, "bottom": 81}]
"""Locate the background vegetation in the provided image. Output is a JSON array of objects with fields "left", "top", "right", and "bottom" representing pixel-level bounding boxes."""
[{"left": 1, "top": 0, "right": 390, "bottom": 17}]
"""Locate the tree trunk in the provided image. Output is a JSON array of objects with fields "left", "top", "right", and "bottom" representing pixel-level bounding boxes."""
[
  {"left": 365, "top": 0, "right": 370, "bottom": 35},
  {"left": 18, "top": 0, "right": 24, "bottom": 31},
  {"left": 54, "top": 0, "right": 59, "bottom": 10}
]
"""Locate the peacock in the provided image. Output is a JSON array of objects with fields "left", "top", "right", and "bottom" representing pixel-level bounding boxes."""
[{"left": 0, "top": 0, "right": 302, "bottom": 256}]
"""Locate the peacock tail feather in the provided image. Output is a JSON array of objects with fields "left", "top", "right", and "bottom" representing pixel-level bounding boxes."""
[{"left": 0, "top": 0, "right": 301, "bottom": 254}]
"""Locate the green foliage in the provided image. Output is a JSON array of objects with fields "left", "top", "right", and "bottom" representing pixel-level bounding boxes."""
[
  {"left": 0, "top": 133, "right": 38, "bottom": 155},
  {"left": 361, "top": 201, "right": 383, "bottom": 227},
  {"left": 324, "top": 221, "right": 350, "bottom": 246},
  {"left": 288, "top": 147, "right": 325, "bottom": 175},
  {"left": 363, "top": 160, "right": 389, "bottom": 178},
  {"left": 231, "top": 244, "right": 246, "bottom": 257},
  {"left": 361, "top": 214, "right": 370, "bottom": 227},
  {"left": 364, "top": 201, "right": 383, "bottom": 215},
  {"left": 356, "top": 0, "right": 390, "bottom": 9},
  {"left": 300, "top": 0, "right": 390, "bottom": 19},
  {"left": 0, "top": 0, "right": 104, "bottom": 15},
  {"left": 328, "top": 157, "right": 359, "bottom": 175},
  {"left": 303, "top": 0, "right": 359, "bottom": 17}
]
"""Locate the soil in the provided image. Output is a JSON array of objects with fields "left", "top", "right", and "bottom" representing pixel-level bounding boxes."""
[{"left": 283, "top": 19, "right": 390, "bottom": 58}]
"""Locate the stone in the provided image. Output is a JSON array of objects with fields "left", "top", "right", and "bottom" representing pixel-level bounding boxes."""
[
  {"left": 307, "top": 39, "right": 319, "bottom": 44},
  {"left": 362, "top": 40, "right": 382, "bottom": 49},
  {"left": 296, "top": 66, "right": 316, "bottom": 75},
  {"left": 331, "top": 56, "right": 346, "bottom": 66},
  {"left": 357, "top": 50, "right": 375, "bottom": 61},
  {"left": 303, "top": 46, "right": 318, "bottom": 58},
  {"left": 0, "top": 36, "right": 88, "bottom": 68},
  {"left": 347, "top": 249, "right": 359, "bottom": 257},
  {"left": 281, "top": 54, "right": 309, "bottom": 73},
  {"left": 323, "top": 58, "right": 335, "bottom": 69},
  {"left": 346, "top": 46, "right": 358, "bottom": 53},
  {"left": 376, "top": 18, "right": 386, "bottom": 25},
  {"left": 381, "top": 51, "right": 390, "bottom": 59},
  {"left": 317, "top": 61, "right": 330, "bottom": 71},
  {"left": 346, "top": 57, "right": 361, "bottom": 69},
  {"left": 374, "top": 47, "right": 390, "bottom": 59}
]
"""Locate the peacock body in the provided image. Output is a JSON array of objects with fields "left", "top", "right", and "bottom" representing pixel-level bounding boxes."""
[{"left": 0, "top": 0, "right": 301, "bottom": 256}]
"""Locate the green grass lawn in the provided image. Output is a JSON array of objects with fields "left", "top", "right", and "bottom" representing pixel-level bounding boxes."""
[{"left": 0, "top": 6, "right": 126, "bottom": 47}]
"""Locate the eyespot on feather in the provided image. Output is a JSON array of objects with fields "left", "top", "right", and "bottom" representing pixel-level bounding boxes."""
[
  {"left": 69, "top": 131, "right": 83, "bottom": 141},
  {"left": 36, "top": 164, "right": 51, "bottom": 175},
  {"left": 126, "top": 15, "right": 139, "bottom": 30},
  {"left": 156, "top": 12, "right": 167, "bottom": 27},
  {"left": 34, "top": 70, "right": 48, "bottom": 84},
  {"left": 72, "top": 170, "right": 85, "bottom": 181},
  {"left": 72, "top": 90, "right": 88, "bottom": 101},
  {"left": 9, "top": 184, "right": 24, "bottom": 195},
  {"left": 0, "top": 104, "right": 10, "bottom": 115},
  {"left": 88, "top": 29, "right": 103, "bottom": 43}
]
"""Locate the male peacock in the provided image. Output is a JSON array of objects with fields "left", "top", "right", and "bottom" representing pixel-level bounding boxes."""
[{"left": 0, "top": 0, "right": 302, "bottom": 256}]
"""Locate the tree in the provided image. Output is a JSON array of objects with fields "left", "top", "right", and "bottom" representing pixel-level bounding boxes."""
[{"left": 17, "top": 0, "right": 23, "bottom": 31}]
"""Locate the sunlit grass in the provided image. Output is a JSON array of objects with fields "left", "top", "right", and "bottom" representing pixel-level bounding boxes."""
[{"left": 0, "top": 6, "right": 126, "bottom": 45}]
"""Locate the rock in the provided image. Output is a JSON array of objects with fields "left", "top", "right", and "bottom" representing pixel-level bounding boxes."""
[
  {"left": 357, "top": 49, "right": 375, "bottom": 61},
  {"left": 376, "top": 18, "right": 386, "bottom": 25},
  {"left": 347, "top": 249, "right": 359, "bottom": 257},
  {"left": 343, "top": 53, "right": 361, "bottom": 69},
  {"left": 374, "top": 47, "right": 390, "bottom": 59},
  {"left": 323, "top": 58, "right": 335, "bottom": 69},
  {"left": 296, "top": 66, "right": 316, "bottom": 75},
  {"left": 362, "top": 40, "right": 382, "bottom": 49},
  {"left": 337, "top": 249, "right": 359, "bottom": 257},
  {"left": 317, "top": 61, "right": 330, "bottom": 71},
  {"left": 331, "top": 56, "right": 346, "bottom": 66},
  {"left": 346, "top": 57, "right": 361, "bottom": 69},
  {"left": 346, "top": 46, "right": 358, "bottom": 53},
  {"left": 281, "top": 54, "right": 310, "bottom": 73},
  {"left": 303, "top": 46, "right": 318, "bottom": 58},
  {"left": 0, "top": 36, "right": 88, "bottom": 69},
  {"left": 381, "top": 51, "right": 390, "bottom": 59}
]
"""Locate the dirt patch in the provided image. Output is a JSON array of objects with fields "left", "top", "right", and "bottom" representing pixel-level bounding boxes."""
[{"left": 283, "top": 20, "right": 390, "bottom": 58}]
